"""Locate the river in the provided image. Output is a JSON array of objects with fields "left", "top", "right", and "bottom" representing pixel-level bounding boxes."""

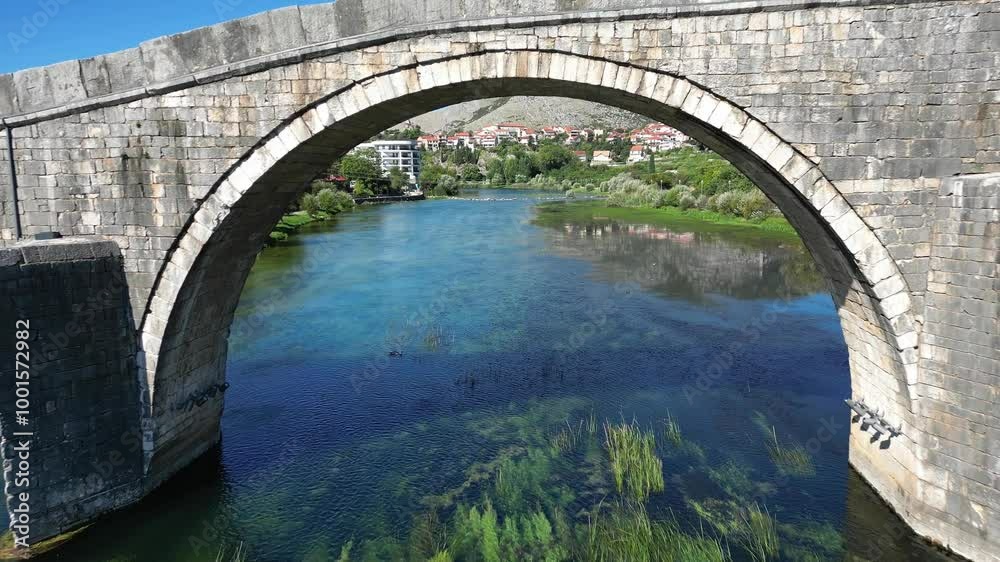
[{"left": 24, "top": 189, "right": 955, "bottom": 561}]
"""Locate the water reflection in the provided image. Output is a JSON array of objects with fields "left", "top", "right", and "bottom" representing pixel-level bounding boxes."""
[{"left": 543, "top": 218, "right": 826, "bottom": 302}]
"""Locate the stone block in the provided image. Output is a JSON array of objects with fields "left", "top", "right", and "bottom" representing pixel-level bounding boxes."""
[
  {"left": 13, "top": 60, "right": 88, "bottom": 114},
  {"left": 300, "top": 3, "right": 341, "bottom": 44}
]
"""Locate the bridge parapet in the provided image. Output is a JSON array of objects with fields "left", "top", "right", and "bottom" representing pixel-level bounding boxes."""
[{"left": 0, "top": 0, "right": 971, "bottom": 124}]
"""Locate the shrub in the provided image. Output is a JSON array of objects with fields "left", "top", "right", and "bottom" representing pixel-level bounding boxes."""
[
  {"left": 433, "top": 175, "right": 460, "bottom": 196},
  {"left": 353, "top": 180, "right": 375, "bottom": 197},
  {"left": 661, "top": 185, "right": 691, "bottom": 208},
  {"left": 300, "top": 192, "right": 320, "bottom": 216},
  {"left": 316, "top": 188, "right": 355, "bottom": 213},
  {"left": 733, "top": 189, "right": 776, "bottom": 220}
]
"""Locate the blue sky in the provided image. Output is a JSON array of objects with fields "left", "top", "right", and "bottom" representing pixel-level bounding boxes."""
[{"left": 0, "top": 0, "right": 326, "bottom": 74}]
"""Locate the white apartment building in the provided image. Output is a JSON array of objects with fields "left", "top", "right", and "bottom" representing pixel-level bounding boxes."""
[{"left": 356, "top": 140, "right": 422, "bottom": 183}]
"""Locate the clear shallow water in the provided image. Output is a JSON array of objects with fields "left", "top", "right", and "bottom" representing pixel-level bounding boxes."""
[{"left": 25, "top": 189, "right": 957, "bottom": 561}]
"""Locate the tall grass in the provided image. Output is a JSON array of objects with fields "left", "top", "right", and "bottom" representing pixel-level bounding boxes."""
[
  {"left": 662, "top": 411, "right": 683, "bottom": 446},
  {"left": 604, "top": 420, "right": 665, "bottom": 501},
  {"left": 737, "top": 504, "right": 779, "bottom": 562},
  {"left": 583, "top": 502, "right": 729, "bottom": 562},
  {"left": 766, "top": 427, "right": 815, "bottom": 477}
]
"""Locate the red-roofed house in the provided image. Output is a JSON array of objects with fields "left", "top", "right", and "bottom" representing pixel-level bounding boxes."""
[{"left": 628, "top": 145, "right": 647, "bottom": 163}]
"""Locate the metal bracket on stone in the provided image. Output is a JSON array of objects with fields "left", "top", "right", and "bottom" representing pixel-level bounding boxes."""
[
  {"left": 174, "top": 382, "right": 231, "bottom": 412},
  {"left": 845, "top": 398, "right": 902, "bottom": 442}
]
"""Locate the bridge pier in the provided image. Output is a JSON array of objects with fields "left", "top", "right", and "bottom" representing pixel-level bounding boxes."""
[{"left": 0, "top": 238, "right": 143, "bottom": 547}]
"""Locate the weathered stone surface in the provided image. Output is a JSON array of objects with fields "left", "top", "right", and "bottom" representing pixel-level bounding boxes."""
[
  {"left": 0, "top": 2, "right": 997, "bottom": 560},
  {"left": 0, "top": 238, "right": 143, "bottom": 543}
]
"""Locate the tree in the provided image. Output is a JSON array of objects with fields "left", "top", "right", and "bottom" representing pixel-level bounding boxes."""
[
  {"left": 460, "top": 164, "right": 483, "bottom": 182},
  {"left": 353, "top": 180, "right": 375, "bottom": 197},
  {"left": 433, "top": 175, "right": 460, "bottom": 196},
  {"left": 486, "top": 159, "right": 506, "bottom": 184},
  {"left": 419, "top": 163, "right": 452, "bottom": 190},
  {"left": 388, "top": 167, "right": 409, "bottom": 194},
  {"left": 534, "top": 143, "right": 574, "bottom": 172},
  {"left": 340, "top": 148, "right": 382, "bottom": 185},
  {"left": 647, "top": 152, "right": 656, "bottom": 174}
]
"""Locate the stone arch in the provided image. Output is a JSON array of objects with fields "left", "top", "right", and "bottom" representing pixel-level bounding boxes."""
[{"left": 137, "top": 49, "right": 920, "bottom": 485}]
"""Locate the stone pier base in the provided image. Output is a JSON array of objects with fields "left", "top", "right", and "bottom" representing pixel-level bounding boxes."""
[{"left": 0, "top": 238, "right": 143, "bottom": 546}]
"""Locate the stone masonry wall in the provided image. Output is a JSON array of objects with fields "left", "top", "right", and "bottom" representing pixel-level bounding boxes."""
[
  {"left": 913, "top": 172, "right": 999, "bottom": 558},
  {"left": 0, "top": 238, "right": 143, "bottom": 544}
]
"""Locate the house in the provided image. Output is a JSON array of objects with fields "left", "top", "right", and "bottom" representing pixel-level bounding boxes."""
[
  {"left": 417, "top": 135, "right": 441, "bottom": 150},
  {"left": 590, "top": 150, "right": 613, "bottom": 166},
  {"left": 628, "top": 145, "right": 646, "bottom": 163},
  {"left": 474, "top": 132, "right": 498, "bottom": 148},
  {"left": 573, "top": 150, "right": 588, "bottom": 162}
]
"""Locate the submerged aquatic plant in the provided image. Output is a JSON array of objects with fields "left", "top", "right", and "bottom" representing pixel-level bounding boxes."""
[
  {"left": 737, "top": 504, "right": 779, "bottom": 562},
  {"left": 707, "top": 460, "right": 758, "bottom": 501},
  {"left": 604, "top": 420, "right": 665, "bottom": 501},
  {"left": 584, "top": 502, "right": 729, "bottom": 562},
  {"left": 335, "top": 540, "right": 353, "bottom": 562},
  {"left": 586, "top": 409, "right": 598, "bottom": 436},
  {"left": 452, "top": 500, "right": 502, "bottom": 562},
  {"left": 766, "top": 427, "right": 815, "bottom": 477},
  {"left": 424, "top": 325, "right": 450, "bottom": 351},
  {"left": 778, "top": 520, "right": 844, "bottom": 562},
  {"left": 687, "top": 498, "right": 746, "bottom": 537},
  {"left": 408, "top": 510, "right": 449, "bottom": 559}
]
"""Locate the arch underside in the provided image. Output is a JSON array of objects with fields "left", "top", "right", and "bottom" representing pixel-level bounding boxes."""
[{"left": 140, "top": 54, "right": 921, "bottom": 497}]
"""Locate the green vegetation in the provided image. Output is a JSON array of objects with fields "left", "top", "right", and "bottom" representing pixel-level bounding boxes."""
[
  {"left": 534, "top": 200, "right": 798, "bottom": 240},
  {"left": 778, "top": 520, "right": 844, "bottom": 562},
  {"left": 372, "top": 124, "right": 424, "bottom": 141},
  {"left": 662, "top": 411, "right": 683, "bottom": 447},
  {"left": 737, "top": 504, "right": 779, "bottom": 562},
  {"left": 765, "top": 427, "right": 815, "bottom": 478},
  {"left": 584, "top": 502, "right": 729, "bottom": 562},
  {"left": 314, "top": 401, "right": 846, "bottom": 562},
  {"left": 420, "top": 164, "right": 462, "bottom": 196},
  {"left": 750, "top": 412, "right": 816, "bottom": 478},
  {"left": 604, "top": 420, "right": 665, "bottom": 501},
  {"left": 268, "top": 187, "right": 356, "bottom": 244}
]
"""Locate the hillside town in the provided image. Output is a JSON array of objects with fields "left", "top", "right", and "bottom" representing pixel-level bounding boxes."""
[{"left": 417, "top": 122, "right": 691, "bottom": 162}]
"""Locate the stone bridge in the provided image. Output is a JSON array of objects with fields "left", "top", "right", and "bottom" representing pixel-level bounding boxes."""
[{"left": 0, "top": 0, "right": 997, "bottom": 559}]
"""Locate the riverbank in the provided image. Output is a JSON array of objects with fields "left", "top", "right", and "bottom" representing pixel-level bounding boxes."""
[
  {"left": 268, "top": 211, "right": 328, "bottom": 244},
  {"left": 534, "top": 199, "right": 800, "bottom": 240}
]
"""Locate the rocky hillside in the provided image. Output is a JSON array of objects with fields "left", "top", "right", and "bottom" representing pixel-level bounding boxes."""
[{"left": 408, "top": 96, "right": 650, "bottom": 133}]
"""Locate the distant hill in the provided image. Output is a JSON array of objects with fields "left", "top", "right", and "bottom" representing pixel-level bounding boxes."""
[{"left": 406, "top": 96, "right": 650, "bottom": 133}]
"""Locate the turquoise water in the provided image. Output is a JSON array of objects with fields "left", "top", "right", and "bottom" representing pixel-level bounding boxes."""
[{"left": 26, "top": 189, "right": 956, "bottom": 561}]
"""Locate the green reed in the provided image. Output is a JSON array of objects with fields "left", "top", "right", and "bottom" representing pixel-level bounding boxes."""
[
  {"left": 766, "top": 427, "right": 815, "bottom": 477},
  {"left": 584, "top": 502, "right": 729, "bottom": 562},
  {"left": 604, "top": 420, "right": 665, "bottom": 501},
  {"left": 737, "top": 504, "right": 779, "bottom": 562},
  {"left": 662, "top": 410, "right": 683, "bottom": 446}
]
